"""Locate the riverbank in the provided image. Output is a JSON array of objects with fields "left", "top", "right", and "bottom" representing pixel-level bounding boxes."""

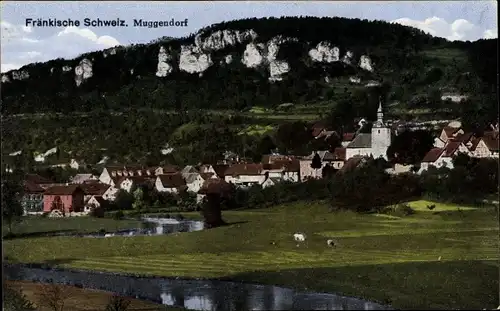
[
  {"left": 5, "top": 280, "right": 190, "bottom": 311},
  {"left": 4, "top": 200, "right": 499, "bottom": 309}
]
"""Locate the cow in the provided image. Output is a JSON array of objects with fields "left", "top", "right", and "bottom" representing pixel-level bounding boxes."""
[
  {"left": 327, "top": 239, "right": 336, "bottom": 247},
  {"left": 293, "top": 233, "right": 306, "bottom": 241}
]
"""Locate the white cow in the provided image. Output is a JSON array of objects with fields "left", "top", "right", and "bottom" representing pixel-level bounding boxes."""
[
  {"left": 104, "top": 233, "right": 113, "bottom": 237},
  {"left": 327, "top": 239, "right": 336, "bottom": 247},
  {"left": 293, "top": 233, "right": 306, "bottom": 242}
]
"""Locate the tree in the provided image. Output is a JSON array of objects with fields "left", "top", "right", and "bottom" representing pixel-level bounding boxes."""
[
  {"left": 198, "top": 179, "right": 232, "bottom": 228},
  {"left": 104, "top": 295, "right": 131, "bottom": 311},
  {"left": 2, "top": 177, "right": 24, "bottom": 235},
  {"left": 3, "top": 285, "right": 37, "bottom": 311},
  {"left": 132, "top": 187, "right": 146, "bottom": 211},
  {"left": 114, "top": 190, "right": 134, "bottom": 210},
  {"left": 255, "top": 135, "right": 277, "bottom": 161},
  {"left": 321, "top": 164, "right": 337, "bottom": 179},
  {"left": 311, "top": 153, "right": 322, "bottom": 169},
  {"left": 386, "top": 130, "right": 434, "bottom": 164},
  {"left": 35, "top": 284, "right": 73, "bottom": 311}
]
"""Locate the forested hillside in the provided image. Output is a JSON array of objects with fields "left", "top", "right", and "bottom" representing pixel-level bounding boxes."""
[
  {"left": 1, "top": 16, "right": 495, "bottom": 115},
  {"left": 1, "top": 16, "right": 497, "bottom": 168}
]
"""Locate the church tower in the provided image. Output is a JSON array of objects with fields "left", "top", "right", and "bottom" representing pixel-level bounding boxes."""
[{"left": 371, "top": 98, "right": 392, "bottom": 159}]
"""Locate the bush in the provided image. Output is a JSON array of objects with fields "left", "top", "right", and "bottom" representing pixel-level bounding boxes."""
[
  {"left": 41, "top": 212, "right": 49, "bottom": 218},
  {"left": 89, "top": 207, "right": 104, "bottom": 218},
  {"left": 113, "top": 210, "right": 125, "bottom": 220}
]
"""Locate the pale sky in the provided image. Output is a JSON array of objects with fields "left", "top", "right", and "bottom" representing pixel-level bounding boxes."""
[{"left": 1, "top": 1, "right": 498, "bottom": 73}]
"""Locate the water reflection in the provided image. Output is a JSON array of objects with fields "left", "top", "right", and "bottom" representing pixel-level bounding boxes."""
[
  {"left": 4, "top": 264, "right": 392, "bottom": 311},
  {"left": 82, "top": 218, "right": 205, "bottom": 238}
]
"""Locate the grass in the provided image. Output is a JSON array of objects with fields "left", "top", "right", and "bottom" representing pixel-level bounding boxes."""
[
  {"left": 6, "top": 281, "right": 188, "bottom": 311},
  {"left": 237, "top": 124, "right": 275, "bottom": 136},
  {"left": 2, "top": 216, "right": 143, "bottom": 237},
  {"left": 4, "top": 200, "right": 499, "bottom": 310}
]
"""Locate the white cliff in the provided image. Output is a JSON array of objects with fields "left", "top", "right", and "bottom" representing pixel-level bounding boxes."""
[
  {"left": 12, "top": 70, "right": 29, "bottom": 80},
  {"left": 225, "top": 55, "right": 233, "bottom": 64},
  {"left": 359, "top": 55, "right": 374, "bottom": 71},
  {"left": 1, "top": 74, "right": 10, "bottom": 83},
  {"left": 179, "top": 45, "right": 213, "bottom": 73},
  {"left": 309, "top": 42, "right": 340, "bottom": 63},
  {"left": 75, "top": 58, "right": 93, "bottom": 87},
  {"left": 62, "top": 66, "right": 72, "bottom": 72},
  {"left": 103, "top": 48, "right": 117, "bottom": 58},
  {"left": 196, "top": 29, "right": 257, "bottom": 51},
  {"left": 241, "top": 43, "right": 263, "bottom": 68},
  {"left": 156, "top": 46, "right": 173, "bottom": 77},
  {"left": 342, "top": 51, "right": 353, "bottom": 64}
]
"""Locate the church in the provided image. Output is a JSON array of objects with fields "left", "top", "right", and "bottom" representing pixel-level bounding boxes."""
[{"left": 344, "top": 100, "right": 392, "bottom": 160}]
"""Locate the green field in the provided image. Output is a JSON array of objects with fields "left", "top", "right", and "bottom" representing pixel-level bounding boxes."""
[{"left": 4, "top": 201, "right": 499, "bottom": 310}]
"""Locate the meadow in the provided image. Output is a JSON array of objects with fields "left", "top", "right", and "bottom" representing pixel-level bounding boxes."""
[
  {"left": 3, "top": 200, "right": 499, "bottom": 310},
  {"left": 5, "top": 281, "right": 189, "bottom": 311}
]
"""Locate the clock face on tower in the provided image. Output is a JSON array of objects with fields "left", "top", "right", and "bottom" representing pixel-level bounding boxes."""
[{"left": 75, "top": 66, "right": 83, "bottom": 75}]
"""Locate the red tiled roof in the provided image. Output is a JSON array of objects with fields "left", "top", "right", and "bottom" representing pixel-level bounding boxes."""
[
  {"left": 333, "top": 147, "right": 346, "bottom": 161},
  {"left": 158, "top": 165, "right": 180, "bottom": 174},
  {"left": 443, "top": 141, "right": 461, "bottom": 157},
  {"left": 421, "top": 148, "right": 445, "bottom": 162},
  {"left": 158, "top": 173, "right": 186, "bottom": 188},
  {"left": 44, "top": 185, "right": 83, "bottom": 195},
  {"left": 79, "top": 182, "right": 110, "bottom": 196},
  {"left": 342, "top": 133, "right": 355, "bottom": 142},
  {"left": 225, "top": 163, "right": 263, "bottom": 176},
  {"left": 25, "top": 174, "right": 53, "bottom": 184},
  {"left": 23, "top": 181, "right": 45, "bottom": 193},
  {"left": 450, "top": 132, "right": 474, "bottom": 143},
  {"left": 212, "top": 164, "right": 229, "bottom": 177}
]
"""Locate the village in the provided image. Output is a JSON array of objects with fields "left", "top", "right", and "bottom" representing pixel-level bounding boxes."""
[{"left": 18, "top": 102, "right": 500, "bottom": 217}]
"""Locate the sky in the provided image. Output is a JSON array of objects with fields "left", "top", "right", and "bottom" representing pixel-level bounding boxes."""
[{"left": 1, "top": 1, "right": 498, "bottom": 73}]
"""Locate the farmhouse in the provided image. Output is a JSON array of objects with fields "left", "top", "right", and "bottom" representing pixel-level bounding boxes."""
[
  {"left": 155, "top": 173, "right": 186, "bottom": 193},
  {"left": 22, "top": 181, "right": 45, "bottom": 215},
  {"left": 224, "top": 163, "right": 266, "bottom": 187},
  {"left": 299, "top": 151, "right": 336, "bottom": 181},
  {"left": 43, "top": 185, "right": 85, "bottom": 214}
]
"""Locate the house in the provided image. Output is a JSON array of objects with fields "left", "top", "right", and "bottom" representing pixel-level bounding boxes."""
[
  {"left": 224, "top": 163, "right": 266, "bottom": 187},
  {"left": 332, "top": 147, "right": 346, "bottom": 170},
  {"left": 183, "top": 173, "right": 206, "bottom": 193},
  {"left": 155, "top": 174, "right": 186, "bottom": 193},
  {"left": 299, "top": 151, "right": 336, "bottom": 181},
  {"left": 438, "top": 126, "right": 464, "bottom": 144},
  {"left": 69, "top": 158, "right": 86, "bottom": 170},
  {"left": 469, "top": 134, "right": 499, "bottom": 158},
  {"left": 22, "top": 181, "right": 45, "bottom": 215},
  {"left": 341, "top": 133, "right": 356, "bottom": 147},
  {"left": 79, "top": 182, "right": 114, "bottom": 201},
  {"left": 263, "top": 159, "right": 300, "bottom": 182},
  {"left": 43, "top": 185, "right": 85, "bottom": 214},
  {"left": 70, "top": 173, "right": 98, "bottom": 184},
  {"left": 261, "top": 176, "right": 282, "bottom": 188},
  {"left": 84, "top": 196, "right": 108, "bottom": 214},
  {"left": 210, "top": 164, "right": 229, "bottom": 178},
  {"left": 345, "top": 101, "right": 391, "bottom": 160},
  {"left": 261, "top": 154, "right": 296, "bottom": 164},
  {"left": 154, "top": 165, "right": 180, "bottom": 176},
  {"left": 418, "top": 141, "right": 469, "bottom": 173}
]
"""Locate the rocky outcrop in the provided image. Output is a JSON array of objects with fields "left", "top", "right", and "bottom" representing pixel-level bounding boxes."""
[
  {"left": 1, "top": 74, "right": 10, "bottom": 83},
  {"left": 103, "top": 48, "right": 117, "bottom": 58},
  {"left": 195, "top": 29, "right": 257, "bottom": 51},
  {"left": 179, "top": 45, "right": 213, "bottom": 73},
  {"left": 12, "top": 70, "right": 29, "bottom": 80},
  {"left": 75, "top": 59, "right": 93, "bottom": 86},
  {"left": 309, "top": 42, "right": 340, "bottom": 63},
  {"left": 156, "top": 46, "right": 173, "bottom": 77},
  {"left": 359, "top": 55, "right": 374, "bottom": 71},
  {"left": 242, "top": 43, "right": 264, "bottom": 68},
  {"left": 62, "top": 66, "right": 72, "bottom": 72}
]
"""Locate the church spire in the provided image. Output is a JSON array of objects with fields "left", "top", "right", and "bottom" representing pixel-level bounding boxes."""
[{"left": 374, "top": 97, "right": 385, "bottom": 128}]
